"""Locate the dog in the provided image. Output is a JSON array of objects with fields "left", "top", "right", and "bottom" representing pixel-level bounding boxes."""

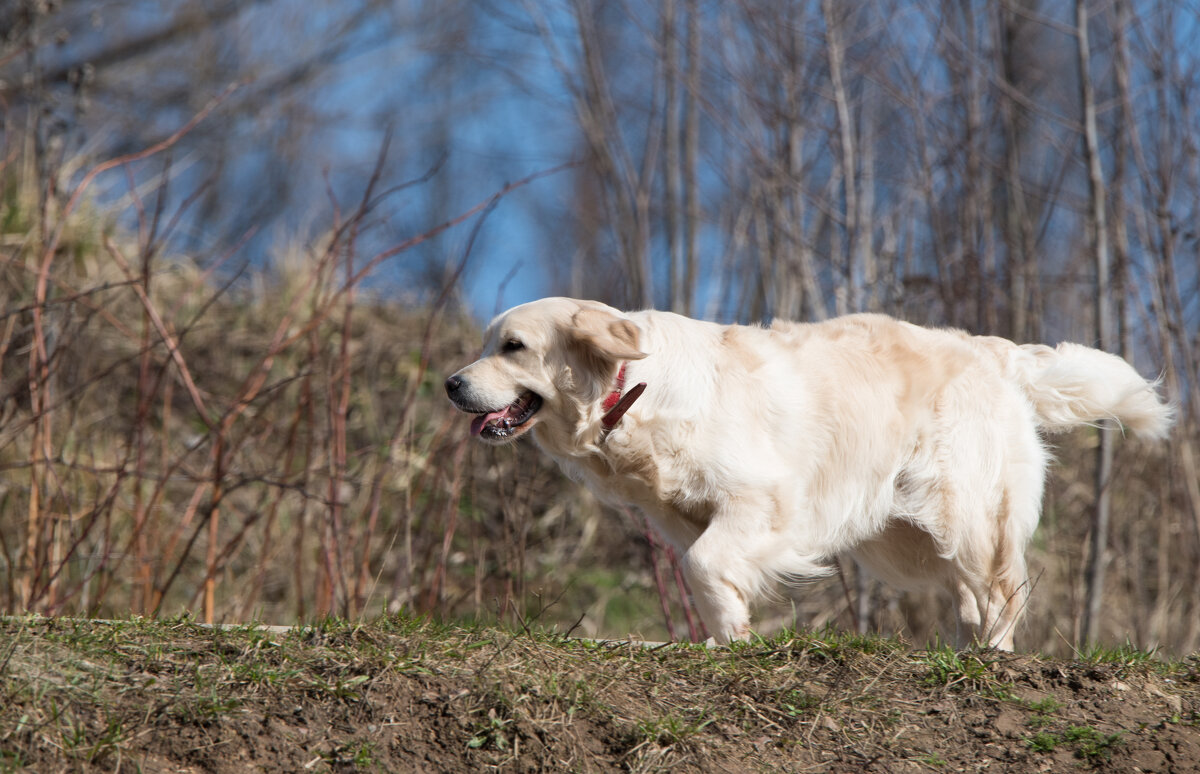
[{"left": 445, "top": 297, "right": 1172, "bottom": 649}]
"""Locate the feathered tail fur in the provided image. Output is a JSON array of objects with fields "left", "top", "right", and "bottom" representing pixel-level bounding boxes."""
[{"left": 1004, "top": 342, "right": 1173, "bottom": 438}]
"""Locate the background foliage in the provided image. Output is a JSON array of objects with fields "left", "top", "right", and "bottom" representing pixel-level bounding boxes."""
[{"left": 1, "top": 0, "right": 1198, "bottom": 654}]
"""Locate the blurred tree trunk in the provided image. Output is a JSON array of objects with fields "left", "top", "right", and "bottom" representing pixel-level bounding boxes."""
[
  {"left": 682, "top": 0, "right": 700, "bottom": 318},
  {"left": 1075, "top": 0, "right": 1114, "bottom": 646},
  {"left": 664, "top": 0, "right": 684, "bottom": 314},
  {"left": 995, "top": 0, "right": 1037, "bottom": 342},
  {"left": 1143, "top": 6, "right": 1200, "bottom": 650},
  {"left": 1110, "top": 0, "right": 1133, "bottom": 362},
  {"left": 822, "top": 0, "right": 859, "bottom": 315},
  {"left": 788, "top": 100, "right": 824, "bottom": 320},
  {"left": 960, "top": 0, "right": 994, "bottom": 331}
]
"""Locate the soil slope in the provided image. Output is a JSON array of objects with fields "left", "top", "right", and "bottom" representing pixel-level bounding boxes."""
[{"left": 1, "top": 616, "right": 1198, "bottom": 772}]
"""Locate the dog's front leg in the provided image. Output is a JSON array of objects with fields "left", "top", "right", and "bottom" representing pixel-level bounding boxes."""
[{"left": 681, "top": 522, "right": 760, "bottom": 645}]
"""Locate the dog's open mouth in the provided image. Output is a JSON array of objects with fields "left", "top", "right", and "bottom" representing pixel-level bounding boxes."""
[{"left": 469, "top": 391, "right": 543, "bottom": 440}]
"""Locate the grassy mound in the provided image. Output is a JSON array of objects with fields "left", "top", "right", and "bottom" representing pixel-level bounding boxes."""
[{"left": 2, "top": 615, "right": 1197, "bottom": 772}]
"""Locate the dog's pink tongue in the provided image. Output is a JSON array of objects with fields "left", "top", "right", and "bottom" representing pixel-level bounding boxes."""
[{"left": 470, "top": 410, "right": 508, "bottom": 436}]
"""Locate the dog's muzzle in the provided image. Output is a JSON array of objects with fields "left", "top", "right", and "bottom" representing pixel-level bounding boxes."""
[{"left": 445, "top": 375, "right": 543, "bottom": 441}]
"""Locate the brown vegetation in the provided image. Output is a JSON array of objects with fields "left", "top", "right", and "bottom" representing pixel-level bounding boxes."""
[
  {"left": 0, "top": 166, "right": 1189, "bottom": 653},
  {"left": 1, "top": 0, "right": 1199, "bottom": 657}
]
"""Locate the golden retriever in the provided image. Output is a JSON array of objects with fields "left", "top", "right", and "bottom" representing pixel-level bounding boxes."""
[{"left": 445, "top": 297, "right": 1172, "bottom": 649}]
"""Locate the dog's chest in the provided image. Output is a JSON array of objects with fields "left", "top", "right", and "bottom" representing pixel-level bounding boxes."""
[{"left": 561, "top": 438, "right": 717, "bottom": 544}]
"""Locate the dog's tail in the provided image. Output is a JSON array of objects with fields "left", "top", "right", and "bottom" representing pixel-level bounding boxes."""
[{"left": 999, "top": 341, "right": 1173, "bottom": 438}]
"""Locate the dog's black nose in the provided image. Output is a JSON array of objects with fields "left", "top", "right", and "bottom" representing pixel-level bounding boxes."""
[{"left": 445, "top": 375, "right": 463, "bottom": 396}]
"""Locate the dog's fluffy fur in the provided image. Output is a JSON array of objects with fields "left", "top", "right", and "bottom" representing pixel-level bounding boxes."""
[{"left": 446, "top": 297, "right": 1172, "bottom": 649}]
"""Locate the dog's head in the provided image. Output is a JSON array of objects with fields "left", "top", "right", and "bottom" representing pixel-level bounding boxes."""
[{"left": 445, "top": 297, "right": 646, "bottom": 444}]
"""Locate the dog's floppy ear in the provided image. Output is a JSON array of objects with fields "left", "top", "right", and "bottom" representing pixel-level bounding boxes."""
[{"left": 570, "top": 308, "right": 647, "bottom": 362}]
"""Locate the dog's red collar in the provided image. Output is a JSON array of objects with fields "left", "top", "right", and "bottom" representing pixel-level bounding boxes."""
[{"left": 601, "top": 363, "right": 646, "bottom": 431}]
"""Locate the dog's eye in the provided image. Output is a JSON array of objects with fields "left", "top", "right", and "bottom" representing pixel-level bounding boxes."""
[{"left": 502, "top": 339, "right": 525, "bottom": 354}]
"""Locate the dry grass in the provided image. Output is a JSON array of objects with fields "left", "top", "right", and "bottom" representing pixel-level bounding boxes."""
[
  {"left": 1, "top": 135, "right": 1197, "bottom": 657},
  {"left": 0, "top": 138, "right": 620, "bottom": 631}
]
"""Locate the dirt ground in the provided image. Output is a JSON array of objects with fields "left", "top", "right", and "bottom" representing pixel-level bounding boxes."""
[{"left": 1, "top": 615, "right": 1198, "bottom": 772}]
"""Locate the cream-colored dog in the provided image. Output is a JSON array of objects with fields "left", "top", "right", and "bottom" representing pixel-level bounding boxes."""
[{"left": 445, "top": 297, "right": 1172, "bottom": 649}]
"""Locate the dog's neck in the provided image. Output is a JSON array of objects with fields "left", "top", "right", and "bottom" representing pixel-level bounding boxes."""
[{"left": 600, "top": 363, "right": 646, "bottom": 431}]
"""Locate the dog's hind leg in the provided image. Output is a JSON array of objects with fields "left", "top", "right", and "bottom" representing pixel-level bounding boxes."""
[
  {"left": 981, "top": 439, "right": 1043, "bottom": 651},
  {"left": 952, "top": 525, "right": 1031, "bottom": 651},
  {"left": 958, "top": 485, "right": 1038, "bottom": 651},
  {"left": 980, "top": 576, "right": 1027, "bottom": 651},
  {"left": 953, "top": 581, "right": 982, "bottom": 648}
]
